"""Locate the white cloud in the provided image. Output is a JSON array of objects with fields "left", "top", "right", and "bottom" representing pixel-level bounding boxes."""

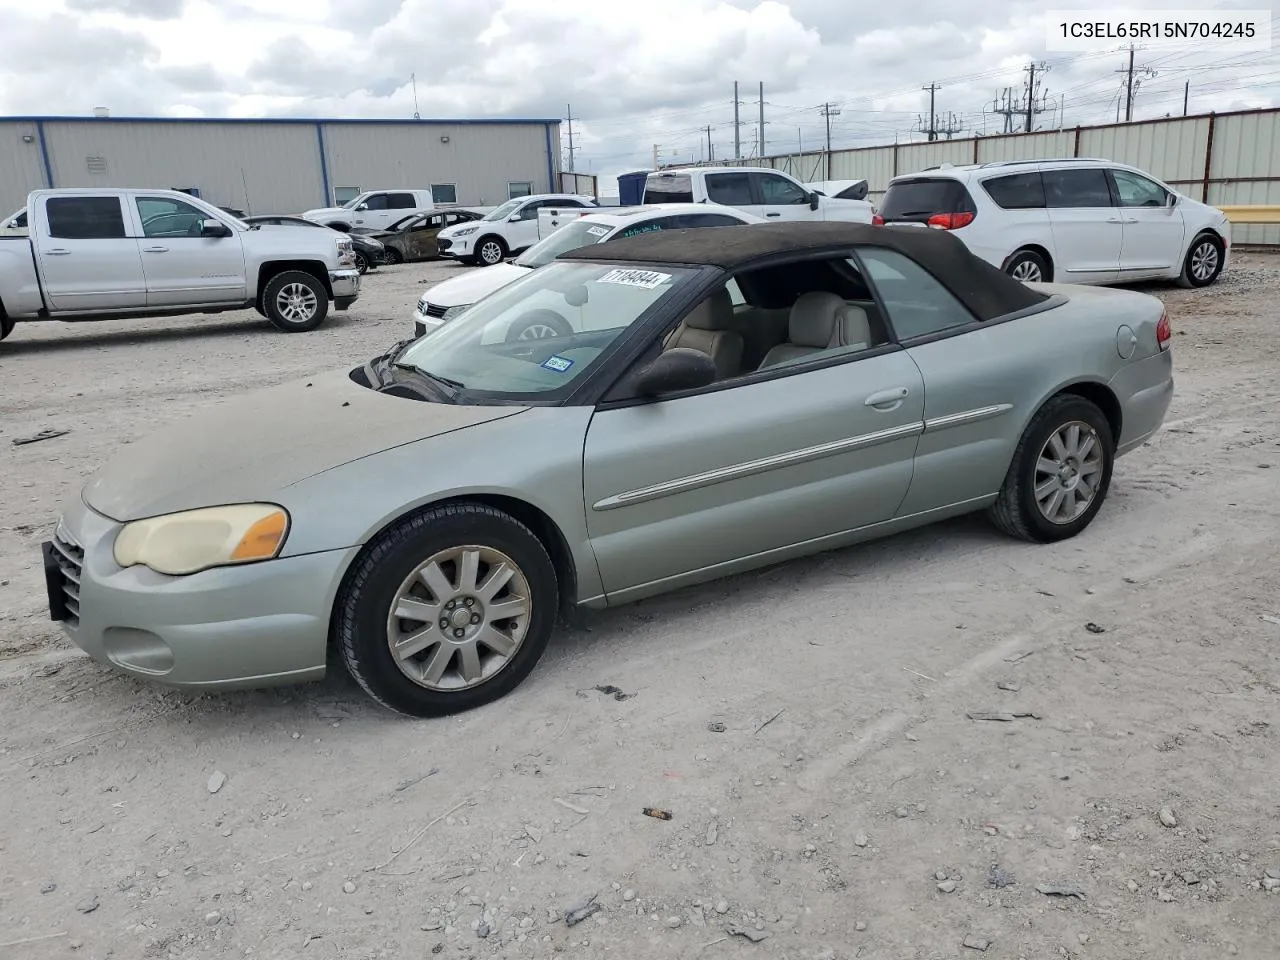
[{"left": 0, "top": 0, "right": 1275, "bottom": 194}]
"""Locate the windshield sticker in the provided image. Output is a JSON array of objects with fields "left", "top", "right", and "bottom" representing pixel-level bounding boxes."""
[
  {"left": 586, "top": 225, "right": 610, "bottom": 237},
  {"left": 619, "top": 223, "right": 663, "bottom": 238},
  {"left": 595, "top": 268, "right": 672, "bottom": 289},
  {"left": 541, "top": 355, "right": 575, "bottom": 373}
]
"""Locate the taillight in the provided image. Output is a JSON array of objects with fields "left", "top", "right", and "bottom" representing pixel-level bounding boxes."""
[
  {"left": 1156, "top": 309, "right": 1171, "bottom": 351},
  {"left": 926, "top": 211, "right": 975, "bottom": 230},
  {"left": 872, "top": 214, "right": 885, "bottom": 226}
]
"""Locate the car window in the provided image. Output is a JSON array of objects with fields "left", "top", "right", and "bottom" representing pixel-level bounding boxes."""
[
  {"left": 513, "top": 218, "right": 613, "bottom": 268},
  {"left": 1111, "top": 169, "right": 1169, "bottom": 207},
  {"left": 643, "top": 174, "right": 694, "bottom": 204},
  {"left": 857, "top": 246, "right": 975, "bottom": 340},
  {"left": 136, "top": 196, "right": 209, "bottom": 238},
  {"left": 396, "top": 260, "right": 696, "bottom": 398},
  {"left": 1041, "top": 169, "right": 1113, "bottom": 208},
  {"left": 982, "top": 172, "right": 1046, "bottom": 209},
  {"left": 755, "top": 173, "right": 809, "bottom": 205},
  {"left": 45, "top": 197, "right": 127, "bottom": 240},
  {"left": 362, "top": 194, "right": 390, "bottom": 211},
  {"left": 725, "top": 277, "right": 744, "bottom": 305},
  {"left": 678, "top": 213, "right": 746, "bottom": 227},
  {"left": 705, "top": 173, "right": 754, "bottom": 206},
  {"left": 878, "top": 178, "right": 975, "bottom": 221},
  {"left": 513, "top": 201, "right": 543, "bottom": 221},
  {"left": 387, "top": 192, "right": 417, "bottom": 209}
]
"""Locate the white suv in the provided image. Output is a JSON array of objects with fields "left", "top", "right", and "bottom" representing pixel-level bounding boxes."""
[
  {"left": 436, "top": 194, "right": 597, "bottom": 266},
  {"left": 875, "top": 159, "right": 1230, "bottom": 287}
]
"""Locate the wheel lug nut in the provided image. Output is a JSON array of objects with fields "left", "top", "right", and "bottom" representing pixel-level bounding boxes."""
[
  {"left": 471, "top": 614, "right": 480, "bottom": 624},
  {"left": 453, "top": 629, "right": 464, "bottom": 639}
]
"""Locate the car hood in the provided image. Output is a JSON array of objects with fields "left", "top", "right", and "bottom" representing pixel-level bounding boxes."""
[
  {"left": 82, "top": 370, "right": 527, "bottom": 522},
  {"left": 422, "top": 262, "right": 531, "bottom": 308},
  {"left": 302, "top": 206, "right": 350, "bottom": 220}
]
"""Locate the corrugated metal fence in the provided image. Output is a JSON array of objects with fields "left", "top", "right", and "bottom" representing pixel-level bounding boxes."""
[{"left": 709, "top": 107, "right": 1280, "bottom": 246}]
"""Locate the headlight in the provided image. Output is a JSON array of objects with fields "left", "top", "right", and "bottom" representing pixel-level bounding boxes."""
[
  {"left": 453, "top": 226, "right": 479, "bottom": 237},
  {"left": 442, "top": 304, "right": 471, "bottom": 321},
  {"left": 336, "top": 238, "right": 355, "bottom": 267},
  {"left": 113, "top": 504, "right": 290, "bottom": 576},
  {"left": 364, "top": 237, "right": 384, "bottom": 249}
]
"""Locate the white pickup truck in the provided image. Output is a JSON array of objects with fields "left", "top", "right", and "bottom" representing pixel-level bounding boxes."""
[
  {"left": 0, "top": 188, "right": 361, "bottom": 341},
  {"left": 643, "top": 166, "right": 874, "bottom": 222},
  {"left": 302, "top": 189, "right": 437, "bottom": 232}
]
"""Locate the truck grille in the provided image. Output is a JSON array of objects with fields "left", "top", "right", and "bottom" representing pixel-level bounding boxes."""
[
  {"left": 50, "top": 524, "right": 84, "bottom": 626},
  {"left": 423, "top": 302, "right": 447, "bottom": 319}
]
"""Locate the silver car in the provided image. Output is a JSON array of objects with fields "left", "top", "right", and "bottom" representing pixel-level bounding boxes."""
[{"left": 42, "top": 222, "right": 1174, "bottom": 717}]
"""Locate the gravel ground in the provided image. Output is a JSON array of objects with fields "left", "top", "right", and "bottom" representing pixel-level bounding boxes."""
[{"left": 1, "top": 251, "right": 1278, "bottom": 959}]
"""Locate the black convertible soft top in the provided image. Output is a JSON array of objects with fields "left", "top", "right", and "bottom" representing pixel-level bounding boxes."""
[{"left": 562, "top": 220, "right": 1049, "bottom": 323}]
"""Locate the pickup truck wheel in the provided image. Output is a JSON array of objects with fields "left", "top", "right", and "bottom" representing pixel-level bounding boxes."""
[
  {"left": 264, "top": 271, "right": 329, "bottom": 332},
  {"left": 476, "top": 236, "right": 507, "bottom": 266},
  {"left": 0, "top": 315, "right": 14, "bottom": 342}
]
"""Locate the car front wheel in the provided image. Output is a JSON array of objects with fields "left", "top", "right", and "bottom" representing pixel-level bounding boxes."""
[
  {"left": 353, "top": 251, "right": 369, "bottom": 274},
  {"left": 1178, "top": 233, "right": 1224, "bottom": 288},
  {"left": 476, "top": 236, "right": 507, "bottom": 266},
  {"left": 263, "top": 270, "right": 329, "bottom": 332},
  {"left": 335, "top": 503, "right": 558, "bottom": 717},
  {"left": 988, "top": 394, "right": 1114, "bottom": 543}
]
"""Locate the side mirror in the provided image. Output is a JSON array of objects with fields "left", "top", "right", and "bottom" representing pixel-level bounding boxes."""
[
  {"left": 356, "top": 203, "right": 369, "bottom": 211},
  {"left": 808, "top": 191, "right": 820, "bottom": 210},
  {"left": 509, "top": 214, "right": 523, "bottom": 222},
  {"left": 1166, "top": 193, "right": 1178, "bottom": 207},
  {"left": 633, "top": 348, "right": 717, "bottom": 396},
  {"left": 200, "top": 219, "right": 232, "bottom": 238}
]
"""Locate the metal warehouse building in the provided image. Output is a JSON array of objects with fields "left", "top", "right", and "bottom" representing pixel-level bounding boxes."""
[{"left": 0, "top": 115, "right": 564, "bottom": 217}]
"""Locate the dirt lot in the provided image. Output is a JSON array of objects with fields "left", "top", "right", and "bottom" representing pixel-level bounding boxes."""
[{"left": 1, "top": 250, "right": 1278, "bottom": 960}]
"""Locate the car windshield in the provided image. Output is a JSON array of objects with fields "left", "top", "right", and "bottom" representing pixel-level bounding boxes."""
[
  {"left": 482, "top": 199, "right": 523, "bottom": 222},
  {"left": 395, "top": 260, "right": 695, "bottom": 398},
  {"left": 342, "top": 193, "right": 371, "bottom": 210},
  {"left": 514, "top": 219, "right": 614, "bottom": 268}
]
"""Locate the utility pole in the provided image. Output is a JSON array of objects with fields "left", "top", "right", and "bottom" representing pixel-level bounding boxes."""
[
  {"left": 652, "top": 144, "right": 659, "bottom": 169},
  {"left": 1116, "top": 45, "right": 1157, "bottom": 122},
  {"left": 1183, "top": 79, "right": 1189, "bottom": 115},
  {"left": 1023, "top": 62, "right": 1050, "bottom": 132},
  {"left": 703, "top": 124, "right": 714, "bottom": 163},
  {"left": 565, "top": 103, "right": 576, "bottom": 171},
  {"left": 820, "top": 102, "right": 841, "bottom": 178},
  {"left": 758, "top": 81, "right": 765, "bottom": 159},
  {"left": 410, "top": 73, "right": 420, "bottom": 119},
  {"left": 733, "top": 81, "right": 742, "bottom": 159},
  {"left": 922, "top": 82, "right": 940, "bottom": 141}
]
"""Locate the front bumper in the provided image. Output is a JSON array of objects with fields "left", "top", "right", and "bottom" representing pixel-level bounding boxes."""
[
  {"left": 437, "top": 236, "right": 473, "bottom": 259},
  {"left": 43, "top": 496, "right": 359, "bottom": 691},
  {"left": 330, "top": 268, "right": 361, "bottom": 308}
]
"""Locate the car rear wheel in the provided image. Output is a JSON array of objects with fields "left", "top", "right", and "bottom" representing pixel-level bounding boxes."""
[
  {"left": 353, "top": 251, "right": 369, "bottom": 274},
  {"left": 988, "top": 394, "right": 1114, "bottom": 543},
  {"left": 263, "top": 270, "right": 329, "bottom": 332},
  {"left": 505, "top": 310, "right": 573, "bottom": 342},
  {"left": 1178, "top": 233, "right": 1224, "bottom": 288},
  {"left": 335, "top": 503, "right": 558, "bottom": 718},
  {"left": 476, "top": 236, "right": 507, "bottom": 266},
  {"left": 1005, "top": 249, "right": 1052, "bottom": 283},
  {"left": 383, "top": 248, "right": 403, "bottom": 264}
]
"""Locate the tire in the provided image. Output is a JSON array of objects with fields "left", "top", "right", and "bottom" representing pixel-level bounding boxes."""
[
  {"left": 988, "top": 394, "right": 1114, "bottom": 544},
  {"left": 263, "top": 270, "right": 329, "bottom": 332},
  {"left": 505, "top": 309, "right": 573, "bottom": 342},
  {"left": 353, "top": 251, "right": 368, "bottom": 274},
  {"left": 1005, "top": 249, "right": 1052, "bottom": 283},
  {"left": 475, "top": 236, "right": 507, "bottom": 267},
  {"left": 0, "top": 314, "right": 14, "bottom": 342},
  {"left": 1177, "top": 232, "right": 1224, "bottom": 288},
  {"left": 383, "top": 248, "right": 403, "bottom": 265},
  {"left": 334, "top": 503, "right": 558, "bottom": 718}
]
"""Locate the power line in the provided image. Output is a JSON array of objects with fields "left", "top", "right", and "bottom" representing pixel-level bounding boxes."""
[{"left": 1116, "top": 44, "right": 1158, "bottom": 122}]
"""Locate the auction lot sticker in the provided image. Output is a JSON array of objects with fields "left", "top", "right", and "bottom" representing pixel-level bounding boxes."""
[
  {"left": 1046, "top": 10, "right": 1272, "bottom": 51},
  {"left": 596, "top": 268, "right": 672, "bottom": 289}
]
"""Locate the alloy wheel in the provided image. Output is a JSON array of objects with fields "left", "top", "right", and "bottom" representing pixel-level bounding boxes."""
[
  {"left": 1010, "top": 260, "right": 1043, "bottom": 282},
  {"left": 1034, "top": 421, "right": 1104, "bottom": 524},
  {"left": 516, "top": 323, "right": 561, "bottom": 340},
  {"left": 385, "top": 545, "right": 532, "bottom": 691},
  {"left": 479, "top": 241, "right": 503, "bottom": 265},
  {"left": 1191, "top": 241, "right": 1219, "bottom": 282},
  {"left": 275, "top": 283, "right": 318, "bottom": 324}
]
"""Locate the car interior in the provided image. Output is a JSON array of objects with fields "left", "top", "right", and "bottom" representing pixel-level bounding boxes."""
[{"left": 659, "top": 255, "right": 894, "bottom": 380}]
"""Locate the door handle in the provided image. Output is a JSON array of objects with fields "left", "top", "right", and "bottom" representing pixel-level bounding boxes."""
[
  {"left": 766, "top": 212, "right": 781, "bottom": 217},
  {"left": 1105, "top": 217, "right": 1124, "bottom": 223},
  {"left": 865, "top": 386, "right": 910, "bottom": 408},
  {"left": 46, "top": 248, "right": 71, "bottom": 255},
  {"left": 142, "top": 246, "right": 169, "bottom": 253}
]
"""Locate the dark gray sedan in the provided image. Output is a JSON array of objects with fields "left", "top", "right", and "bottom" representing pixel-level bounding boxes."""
[{"left": 43, "top": 223, "right": 1173, "bottom": 717}]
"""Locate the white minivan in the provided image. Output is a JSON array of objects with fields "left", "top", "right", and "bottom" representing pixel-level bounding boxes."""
[
  {"left": 642, "top": 167, "right": 874, "bottom": 223},
  {"left": 875, "top": 158, "right": 1231, "bottom": 287}
]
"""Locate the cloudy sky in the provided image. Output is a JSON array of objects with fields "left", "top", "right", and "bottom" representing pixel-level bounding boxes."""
[{"left": 2, "top": 0, "right": 1276, "bottom": 191}]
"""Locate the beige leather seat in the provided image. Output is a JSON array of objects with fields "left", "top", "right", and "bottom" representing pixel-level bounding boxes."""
[
  {"left": 757, "top": 291, "right": 871, "bottom": 369},
  {"left": 662, "top": 287, "right": 744, "bottom": 379}
]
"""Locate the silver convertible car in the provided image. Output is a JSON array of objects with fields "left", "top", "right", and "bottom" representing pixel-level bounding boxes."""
[{"left": 42, "top": 223, "right": 1173, "bottom": 717}]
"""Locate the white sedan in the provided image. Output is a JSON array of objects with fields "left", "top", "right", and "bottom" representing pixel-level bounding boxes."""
[{"left": 412, "top": 204, "right": 763, "bottom": 339}]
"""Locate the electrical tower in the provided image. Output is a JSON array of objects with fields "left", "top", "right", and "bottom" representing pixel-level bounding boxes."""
[
  {"left": 916, "top": 108, "right": 963, "bottom": 140},
  {"left": 1116, "top": 45, "right": 1158, "bottom": 122},
  {"left": 922, "top": 82, "right": 941, "bottom": 141},
  {"left": 989, "top": 63, "right": 1052, "bottom": 135}
]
